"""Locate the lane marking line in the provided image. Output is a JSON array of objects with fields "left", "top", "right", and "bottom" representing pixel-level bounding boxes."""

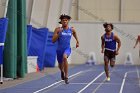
[
  {"left": 39, "top": 69, "right": 101, "bottom": 92},
  {"left": 70, "top": 82, "right": 122, "bottom": 85},
  {"left": 77, "top": 71, "right": 104, "bottom": 93},
  {"left": 119, "top": 71, "right": 137, "bottom": 93},
  {"left": 119, "top": 72, "right": 127, "bottom": 93},
  {"left": 33, "top": 68, "right": 99, "bottom": 93},
  {"left": 136, "top": 66, "right": 140, "bottom": 87},
  {"left": 33, "top": 71, "right": 83, "bottom": 93},
  {"left": 92, "top": 68, "right": 116, "bottom": 93}
]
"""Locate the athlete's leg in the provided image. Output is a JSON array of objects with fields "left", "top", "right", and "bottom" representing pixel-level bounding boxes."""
[
  {"left": 110, "top": 52, "right": 116, "bottom": 68},
  {"left": 63, "top": 48, "right": 71, "bottom": 84},
  {"left": 104, "top": 50, "right": 110, "bottom": 81},
  {"left": 104, "top": 59, "right": 110, "bottom": 78},
  {"left": 63, "top": 54, "right": 68, "bottom": 78},
  {"left": 58, "top": 63, "right": 65, "bottom": 80},
  {"left": 63, "top": 54, "right": 69, "bottom": 84},
  {"left": 110, "top": 61, "right": 115, "bottom": 67},
  {"left": 58, "top": 62, "right": 64, "bottom": 71},
  {"left": 57, "top": 51, "right": 65, "bottom": 80},
  {"left": 104, "top": 50, "right": 110, "bottom": 78}
]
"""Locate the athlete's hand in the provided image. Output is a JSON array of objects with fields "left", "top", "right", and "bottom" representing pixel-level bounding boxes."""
[
  {"left": 101, "top": 49, "right": 104, "bottom": 53},
  {"left": 57, "top": 30, "right": 61, "bottom": 35},
  {"left": 57, "top": 27, "right": 62, "bottom": 35},
  {"left": 115, "top": 51, "right": 119, "bottom": 55},
  {"left": 133, "top": 46, "right": 136, "bottom": 48},
  {"left": 76, "top": 42, "right": 79, "bottom": 48}
]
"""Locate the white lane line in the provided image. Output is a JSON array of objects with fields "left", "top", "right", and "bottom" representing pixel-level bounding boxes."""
[
  {"left": 119, "top": 71, "right": 136, "bottom": 93},
  {"left": 92, "top": 68, "right": 116, "bottom": 93},
  {"left": 39, "top": 69, "right": 97, "bottom": 93},
  {"left": 33, "top": 71, "right": 83, "bottom": 93},
  {"left": 136, "top": 66, "right": 140, "bottom": 87},
  {"left": 92, "top": 79, "right": 106, "bottom": 93},
  {"left": 70, "top": 82, "right": 122, "bottom": 85},
  {"left": 77, "top": 71, "right": 104, "bottom": 93},
  {"left": 119, "top": 72, "right": 127, "bottom": 93}
]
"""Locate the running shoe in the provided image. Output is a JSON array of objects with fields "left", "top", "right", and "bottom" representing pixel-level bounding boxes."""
[
  {"left": 65, "top": 77, "right": 69, "bottom": 84},
  {"left": 106, "top": 77, "right": 110, "bottom": 82}
]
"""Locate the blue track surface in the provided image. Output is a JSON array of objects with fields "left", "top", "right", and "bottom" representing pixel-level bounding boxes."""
[{"left": 0, "top": 64, "right": 140, "bottom": 93}]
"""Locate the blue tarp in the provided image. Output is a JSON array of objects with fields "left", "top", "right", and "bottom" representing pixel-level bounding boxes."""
[
  {"left": 0, "top": 46, "right": 4, "bottom": 65},
  {"left": 44, "top": 32, "right": 57, "bottom": 67},
  {"left": 27, "top": 26, "right": 57, "bottom": 70},
  {"left": 27, "top": 25, "right": 32, "bottom": 52},
  {"left": 28, "top": 27, "right": 48, "bottom": 70},
  {"left": 0, "top": 18, "right": 8, "bottom": 65}
]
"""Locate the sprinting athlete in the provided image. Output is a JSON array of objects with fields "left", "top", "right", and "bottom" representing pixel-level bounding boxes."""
[
  {"left": 101, "top": 22, "right": 121, "bottom": 81},
  {"left": 52, "top": 14, "right": 79, "bottom": 84}
]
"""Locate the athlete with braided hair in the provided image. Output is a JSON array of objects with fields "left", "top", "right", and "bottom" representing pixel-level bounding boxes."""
[{"left": 52, "top": 14, "right": 79, "bottom": 84}]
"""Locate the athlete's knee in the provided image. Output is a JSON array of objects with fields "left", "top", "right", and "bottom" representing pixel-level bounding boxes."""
[
  {"left": 104, "top": 63, "right": 109, "bottom": 70},
  {"left": 63, "top": 57, "right": 67, "bottom": 62},
  {"left": 104, "top": 61, "right": 109, "bottom": 66},
  {"left": 63, "top": 54, "right": 68, "bottom": 62}
]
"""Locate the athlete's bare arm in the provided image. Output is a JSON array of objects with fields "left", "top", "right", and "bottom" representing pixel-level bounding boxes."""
[
  {"left": 134, "top": 36, "right": 140, "bottom": 48},
  {"left": 72, "top": 27, "right": 79, "bottom": 48},
  {"left": 114, "top": 34, "right": 121, "bottom": 55},
  {"left": 101, "top": 35, "right": 105, "bottom": 53},
  {"left": 52, "top": 27, "right": 61, "bottom": 43}
]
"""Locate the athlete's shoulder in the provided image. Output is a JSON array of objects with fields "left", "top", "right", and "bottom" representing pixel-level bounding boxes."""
[
  {"left": 113, "top": 32, "right": 118, "bottom": 37},
  {"left": 101, "top": 34, "right": 105, "bottom": 39},
  {"left": 113, "top": 33, "right": 120, "bottom": 41},
  {"left": 70, "top": 26, "right": 75, "bottom": 30},
  {"left": 70, "top": 27, "right": 76, "bottom": 33}
]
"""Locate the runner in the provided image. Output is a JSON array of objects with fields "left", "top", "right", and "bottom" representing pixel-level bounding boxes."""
[
  {"left": 52, "top": 14, "right": 79, "bottom": 84},
  {"left": 101, "top": 22, "right": 121, "bottom": 81}
]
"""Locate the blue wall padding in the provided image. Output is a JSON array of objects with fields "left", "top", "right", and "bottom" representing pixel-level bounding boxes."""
[
  {"left": 44, "top": 32, "right": 57, "bottom": 67},
  {"left": 28, "top": 27, "right": 48, "bottom": 70},
  {"left": 0, "top": 18, "right": 8, "bottom": 65},
  {"left": 27, "top": 26, "right": 57, "bottom": 70},
  {"left": 27, "top": 25, "right": 32, "bottom": 52},
  {"left": 0, "top": 46, "right": 4, "bottom": 65}
]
